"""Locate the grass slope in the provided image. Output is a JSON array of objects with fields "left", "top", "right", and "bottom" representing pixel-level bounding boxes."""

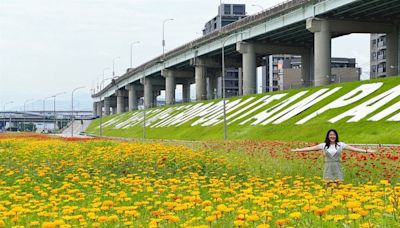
[{"left": 87, "top": 77, "right": 400, "bottom": 143}]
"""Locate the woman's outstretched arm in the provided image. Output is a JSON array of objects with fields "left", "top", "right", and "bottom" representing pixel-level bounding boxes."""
[
  {"left": 291, "top": 145, "right": 322, "bottom": 152},
  {"left": 344, "top": 145, "right": 377, "bottom": 153}
]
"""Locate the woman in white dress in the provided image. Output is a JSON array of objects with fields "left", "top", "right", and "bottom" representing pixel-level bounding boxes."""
[{"left": 291, "top": 129, "right": 377, "bottom": 187}]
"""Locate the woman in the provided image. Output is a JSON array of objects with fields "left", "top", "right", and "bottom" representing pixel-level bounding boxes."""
[{"left": 291, "top": 129, "right": 376, "bottom": 187}]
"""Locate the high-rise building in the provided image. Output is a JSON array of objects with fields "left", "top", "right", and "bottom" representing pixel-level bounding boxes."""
[
  {"left": 370, "top": 34, "right": 387, "bottom": 78},
  {"left": 203, "top": 4, "right": 246, "bottom": 35},
  {"left": 203, "top": 4, "right": 247, "bottom": 98}
]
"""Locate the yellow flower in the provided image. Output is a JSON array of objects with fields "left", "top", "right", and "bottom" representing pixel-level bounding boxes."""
[
  {"left": 206, "top": 216, "right": 216, "bottom": 222},
  {"left": 289, "top": 212, "right": 301, "bottom": 219},
  {"left": 276, "top": 219, "right": 287, "bottom": 226},
  {"left": 41, "top": 222, "right": 56, "bottom": 228},
  {"left": 234, "top": 220, "right": 245, "bottom": 226},
  {"left": 247, "top": 214, "right": 259, "bottom": 221},
  {"left": 108, "top": 215, "right": 119, "bottom": 221},
  {"left": 256, "top": 224, "right": 270, "bottom": 228},
  {"left": 349, "top": 213, "right": 361, "bottom": 220},
  {"left": 97, "top": 216, "right": 108, "bottom": 223}
]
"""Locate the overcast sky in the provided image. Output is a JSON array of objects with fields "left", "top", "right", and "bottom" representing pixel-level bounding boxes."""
[{"left": 0, "top": 0, "right": 370, "bottom": 111}]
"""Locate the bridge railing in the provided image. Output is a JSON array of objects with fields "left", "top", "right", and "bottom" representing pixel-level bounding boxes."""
[{"left": 95, "top": 0, "right": 320, "bottom": 97}]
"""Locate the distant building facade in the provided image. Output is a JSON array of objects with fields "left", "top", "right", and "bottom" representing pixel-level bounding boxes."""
[
  {"left": 262, "top": 56, "right": 361, "bottom": 92},
  {"left": 370, "top": 34, "right": 387, "bottom": 78},
  {"left": 203, "top": 4, "right": 246, "bottom": 35}
]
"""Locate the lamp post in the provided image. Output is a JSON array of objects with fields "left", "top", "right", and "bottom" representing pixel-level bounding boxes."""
[
  {"left": 162, "top": 18, "right": 174, "bottom": 60},
  {"left": 3, "top": 101, "right": 13, "bottom": 131},
  {"left": 71, "top": 86, "right": 85, "bottom": 137},
  {"left": 51, "top": 92, "right": 66, "bottom": 133},
  {"left": 130, "top": 41, "right": 140, "bottom": 69},
  {"left": 42, "top": 96, "right": 52, "bottom": 133},
  {"left": 221, "top": 31, "right": 248, "bottom": 140},
  {"left": 112, "top": 57, "right": 120, "bottom": 78},
  {"left": 23, "top": 99, "right": 34, "bottom": 131}
]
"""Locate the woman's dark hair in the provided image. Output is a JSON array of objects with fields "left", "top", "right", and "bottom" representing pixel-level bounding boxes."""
[{"left": 324, "top": 129, "right": 339, "bottom": 149}]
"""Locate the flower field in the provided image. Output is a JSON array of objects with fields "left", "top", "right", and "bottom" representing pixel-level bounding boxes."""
[{"left": 0, "top": 135, "right": 399, "bottom": 227}]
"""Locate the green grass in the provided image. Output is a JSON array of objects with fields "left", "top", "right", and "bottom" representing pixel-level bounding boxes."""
[{"left": 87, "top": 77, "right": 400, "bottom": 144}]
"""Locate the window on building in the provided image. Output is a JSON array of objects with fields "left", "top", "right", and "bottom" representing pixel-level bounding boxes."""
[
  {"left": 224, "top": 5, "right": 231, "bottom": 14},
  {"left": 233, "top": 5, "right": 244, "bottom": 15}
]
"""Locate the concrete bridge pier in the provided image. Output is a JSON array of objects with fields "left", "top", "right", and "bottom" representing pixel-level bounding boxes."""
[
  {"left": 96, "top": 102, "right": 102, "bottom": 117},
  {"left": 301, "top": 50, "right": 312, "bottom": 87},
  {"left": 161, "top": 69, "right": 176, "bottom": 105},
  {"left": 104, "top": 97, "right": 111, "bottom": 116},
  {"left": 307, "top": 18, "right": 331, "bottom": 86},
  {"left": 116, "top": 90, "right": 127, "bottom": 114},
  {"left": 93, "top": 103, "right": 98, "bottom": 117},
  {"left": 207, "top": 69, "right": 220, "bottom": 99},
  {"left": 140, "top": 77, "right": 153, "bottom": 108},
  {"left": 153, "top": 90, "right": 161, "bottom": 107},
  {"left": 387, "top": 28, "right": 399, "bottom": 76},
  {"left": 237, "top": 42, "right": 257, "bottom": 95},
  {"left": 182, "top": 80, "right": 191, "bottom": 103},
  {"left": 125, "top": 84, "right": 139, "bottom": 111},
  {"left": 193, "top": 58, "right": 208, "bottom": 101}
]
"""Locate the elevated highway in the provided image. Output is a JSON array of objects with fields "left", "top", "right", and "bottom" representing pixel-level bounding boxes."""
[{"left": 92, "top": 0, "right": 400, "bottom": 117}]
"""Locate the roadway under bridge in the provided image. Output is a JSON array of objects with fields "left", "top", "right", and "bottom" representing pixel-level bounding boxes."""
[
  {"left": 0, "top": 111, "right": 93, "bottom": 131},
  {"left": 92, "top": 0, "right": 400, "bottom": 117}
]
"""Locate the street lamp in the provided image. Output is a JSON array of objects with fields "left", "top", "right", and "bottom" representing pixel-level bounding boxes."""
[
  {"left": 112, "top": 57, "right": 120, "bottom": 78},
  {"left": 71, "top": 86, "right": 85, "bottom": 137},
  {"left": 51, "top": 92, "right": 66, "bottom": 133},
  {"left": 130, "top": 41, "right": 140, "bottom": 68},
  {"left": 3, "top": 101, "right": 13, "bottom": 131},
  {"left": 221, "top": 31, "right": 248, "bottom": 140},
  {"left": 43, "top": 96, "right": 53, "bottom": 133},
  {"left": 162, "top": 18, "right": 174, "bottom": 60},
  {"left": 23, "top": 99, "right": 34, "bottom": 131}
]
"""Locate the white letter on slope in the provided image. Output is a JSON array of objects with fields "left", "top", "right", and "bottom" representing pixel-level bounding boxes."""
[
  {"left": 296, "top": 83, "right": 383, "bottom": 124},
  {"left": 241, "top": 92, "right": 307, "bottom": 125},
  {"left": 267, "top": 88, "right": 341, "bottom": 124},
  {"left": 329, "top": 84, "right": 400, "bottom": 123}
]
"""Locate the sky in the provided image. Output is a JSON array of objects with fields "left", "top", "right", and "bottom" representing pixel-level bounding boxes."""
[{"left": 0, "top": 0, "right": 370, "bottom": 111}]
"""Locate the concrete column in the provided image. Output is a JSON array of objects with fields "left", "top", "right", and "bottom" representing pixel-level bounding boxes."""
[
  {"left": 104, "top": 97, "right": 111, "bottom": 116},
  {"left": 238, "top": 67, "right": 243, "bottom": 95},
  {"left": 143, "top": 78, "right": 153, "bottom": 108},
  {"left": 387, "top": 28, "right": 399, "bottom": 76},
  {"left": 153, "top": 90, "right": 160, "bottom": 107},
  {"left": 237, "top": 42, "right": 257, "bottom": 95},
  {"left": 116, "top": 90, "right": 127, "bottom": 114},
  {"left": 194, "top": 58, "right": 207, "bottom": 101},
  {"left": 307, "top": 18, "right": 331, "bottom": 86},
  {"left": 182, "top": 81, "right": 191, "bottom": 103},
  {"left": 208, "top": 76, "right": 218, "bottom": 99},
  {"left": 111, "top": 107, "right": 117, "bottom": 115},
  {"left": 301, "top": 51, "right": 311, "bottom": 87},
  {"left": 165, "top": 74, "right": 176, "bottom": 105},
  {"left": 96, "top": 102, "right": 102, "bottom": 117},
  {"left": 126, "top": 85, "right": 138, "bottom": 111},
  {"left": 92, "top": 102, "right": 97, "bottom": 117}
]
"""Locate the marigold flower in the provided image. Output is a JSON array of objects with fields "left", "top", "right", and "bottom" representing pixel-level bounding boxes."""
[
  {"left": 289, "top": 212, "right": 301, "bottom": 219},
  {"left": 275, "top": 219, "right": 287, "bottom": 226}
]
